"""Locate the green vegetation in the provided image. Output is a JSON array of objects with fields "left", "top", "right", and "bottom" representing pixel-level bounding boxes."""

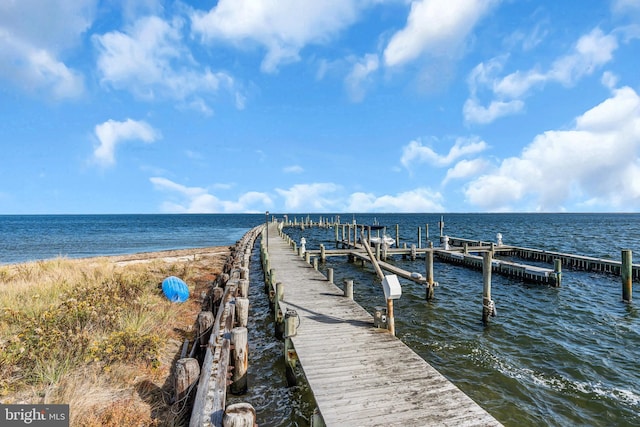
[{"left": 0, "top": 254, "right": 215, "bottom": 426}]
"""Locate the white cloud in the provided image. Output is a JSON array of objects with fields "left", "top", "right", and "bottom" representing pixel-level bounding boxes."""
[
  {"left": 347, "top": 188, "right": 445, "bottom": 212},
  {"left": 191, "top": 0, "right": 363, "bottom": 73},
  {"left": 150, "top": 177, "right": 272, "bottom": 213},
  {"left": 93, "top": 119, "right": 160, "bottom": 167},
  {"left": 94, "top": 16, "right": 238, "bottom": 111},
  {"left": 465, "top": 28, "right": 618, "bottom": 124},
  {"left": 401, "top": 137, "right": 488, "bottom": 169},
  {"left": 0, "top": 0, "right": 94, "bottom": 99},
  {"left": 462, "top": 98, "right": 524, "bottom": 125},
  {"left": 443, "top": 158, "right": 491, "bottom": 186},
  {"left": 383, "top": 0, "right": 497, "bottom": 67},
  {"left": 275, "top": 183, "right": 342, "bottom": 211},
  {"left": 283, "top": 165, "right": 304, "bottom": 174},
  {"left": 345, "top": 53, "right": 380, "bottom": 102},
  {"left": 464, "top": 85, "right": 640, "bottom": 211},
  {"left": 612, "top": 0, "right": 640, "bottom": 16}
]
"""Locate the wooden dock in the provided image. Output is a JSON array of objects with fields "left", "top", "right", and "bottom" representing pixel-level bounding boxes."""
[{"left": 266, "top": 222, "right": 502, "bottom": 426}]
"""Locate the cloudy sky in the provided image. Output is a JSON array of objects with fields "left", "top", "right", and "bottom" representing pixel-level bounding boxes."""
[{"left": 1, "top": 0, "right": 639, "bottom": 214}]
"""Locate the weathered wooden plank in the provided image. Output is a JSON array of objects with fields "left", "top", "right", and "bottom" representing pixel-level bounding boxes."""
[{"left": 267, "top": 222, "right": 503, "bottom": 426}]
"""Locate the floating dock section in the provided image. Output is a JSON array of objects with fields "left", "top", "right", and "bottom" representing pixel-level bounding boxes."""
[
  {"left": 446, "top": 236, "right": 640, "bottom": 281},
  {"left": 434, "top": 249, "right": 559, "bottom": 285}
]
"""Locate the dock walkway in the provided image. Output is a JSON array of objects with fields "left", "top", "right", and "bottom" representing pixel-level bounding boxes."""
[{"left": 267, "top": 223, "right": 502, "bottom": 426}]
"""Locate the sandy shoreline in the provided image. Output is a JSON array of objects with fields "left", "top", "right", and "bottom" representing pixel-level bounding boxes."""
[{"left": 104, "top": 246, "right": 232, "bottom": 266}]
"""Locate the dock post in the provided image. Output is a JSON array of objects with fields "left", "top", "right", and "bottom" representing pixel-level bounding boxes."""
[
  {"left": 396, "top": 224, "right": 400, "bottom": 248},
  {"left": 236, "top": 297, "right": 249, "bottom": 328},
  {"left": 411, "top": 244, "right": 417, "bottom": 261},
  {"left": 174, "top": 357, "right": 200, "bottom": 404},
  {"left": 310, "top": 408, "right": 325, "bottom": 427},
  {"left": 375, "top": 242, "right": 381, "bottom": 260},
  {"left": 418, "top": 227, "right": 422, "bottom": 249},
  {"left": 334, "top": 225, "right": 339, "bottom": 248},
  {"left": 341, "top": 224, "right": 346, "bottom": 248},
  {"left": 622, "top": 249, "right": 632, "bottom": 302},
  {"left": 313, "top": 257, "right": 318, "bottom": 270},
  {"left": 238, "top": 279, "right": 249, "bottom": 298},
  {"left": 230, "top": 327, "right": 248, "bottom": 394},
  {"left": 327, "top": 268, "right": 334, "bottom": 284},
  {"left": 426, "top": 223, "right": 429, "bottom": 242},
  {"left": 344, "top": 279, "right": 354, "bottom": 299},
  {"left": 197, "top": 311, "right": 214, "bottom": 347},
  {"left": 262, "top": 253, "right": 270, "bottom": 282},
  {"left": 439, "top": 216, "right": 444, "bottom": 238},
  {"left": 554, "top": 259, "right": 562, "bottom": 287},
  {"left": 284, "top": 309, "right": 299, "bottom": 386},
  {"left": 267, "top": 268, "right": 276, "bottom": 303},
  {"left": 320, "top": 244, "right": 326, "bottom": 262},
  {"left": 425, "top": 246, "right": 435, "bottom": 300},
  {"left": 275, "top": 282, "right": 284, "bottom": 339},
  {"left": 482, "top": 251, "right": 496, "bottom": 325},
  {"left": 223, "top": 403, "right": 256, "bottom": 427},
  {"left": 387, "top": 298, "right": 395, "bottom": 336}
]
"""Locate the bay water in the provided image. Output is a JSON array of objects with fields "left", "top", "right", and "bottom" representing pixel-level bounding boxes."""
[{"left": 1, "top": 213, "right": 639, "bottom": 426}]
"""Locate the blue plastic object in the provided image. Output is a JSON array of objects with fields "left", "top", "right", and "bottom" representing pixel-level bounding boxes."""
[{"left": 162, "top": 276, "right": 189, "bottom": 303}]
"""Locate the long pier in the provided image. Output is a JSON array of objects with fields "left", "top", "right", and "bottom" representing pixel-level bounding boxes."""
[{"left": 266, "top": 222, "right": 502, "bottom": 426}]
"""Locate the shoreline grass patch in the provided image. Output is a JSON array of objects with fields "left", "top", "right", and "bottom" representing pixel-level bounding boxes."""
[{"left": 0, "top": 248, "right": 228, "bottom": 426}]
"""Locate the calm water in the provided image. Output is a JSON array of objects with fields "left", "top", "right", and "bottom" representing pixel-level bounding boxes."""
[
  {"left": 2, "top": 213, "right": 639, "bottom": 426},
  {"left": 0, "top": 214, "right": 262, "bottom": 264}
]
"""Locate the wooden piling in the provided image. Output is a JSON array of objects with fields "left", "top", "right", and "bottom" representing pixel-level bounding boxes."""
[
  {"left": 425, "top": 248, "right": 435, "bottom": 300},
  {"left": 230, "top": 327, "right": 248, "bottom": 395},
  {"left": 223, "top": 403, "right": 256, "bottom": 427},
  {"left": 327, "top": 267, "right": 334, "bottom": 284},
  {"left": 197, "top": 311, "right": 214, "bottom": 347},
  {"left": 238, "top": 279, "right": 249, "bottom": 298},
  {"left": 554, "top": 259, "right": 562, "bottom": 287},
  {"left": 418, "top": 227, "right": 422, "bottom": 249},
  {"left": 482, "top": 251, "right": 494, "bottom": 325},
  {"left": 236, "top": 297, "right": 249, "bottom": 328},
  {"left": 275, "top": 282, "right": 285, "bottom": 339},
  {"left": 174, "top": 357, "right": 200, "bottom": 404},
  {"left": 386, "top": 298, "right": 395, "bottom": 336},
  {"left": 344, "top": 279, "right": 354, "bottom": 299},
  {"left": 396, "top": 224, "right": 400, "bottom": 248},
  {"left": 622, "top": 249, "right": 633, "bottom": 302},
  {"left": 284, "top": 309, "right": 299, "bottom": 386}
]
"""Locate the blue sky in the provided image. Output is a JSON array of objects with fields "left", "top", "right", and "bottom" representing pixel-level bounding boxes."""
[{"left": 1, "top": 0, "right": 640, "bottom": 214}]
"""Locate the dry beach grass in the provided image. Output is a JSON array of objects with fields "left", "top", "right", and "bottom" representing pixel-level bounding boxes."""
[{"left": 0, "top": 247, "right": 230, "bottom": 426}]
